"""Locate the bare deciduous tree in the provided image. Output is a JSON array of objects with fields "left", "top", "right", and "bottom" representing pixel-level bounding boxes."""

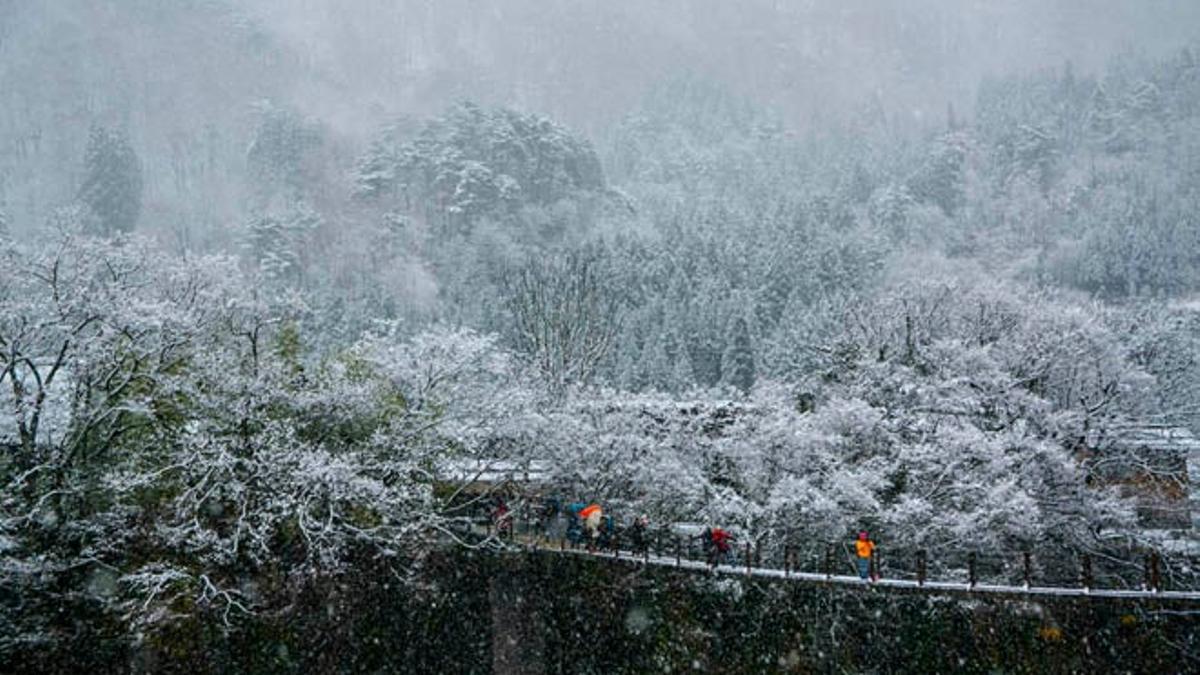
[{"left": 502, "top": 248, "right": 622, "bottom": 390}]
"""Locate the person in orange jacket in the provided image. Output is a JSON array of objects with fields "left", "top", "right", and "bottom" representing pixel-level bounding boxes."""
[{"left": 855, "top": 530, "right": 875, "bottom": 580}]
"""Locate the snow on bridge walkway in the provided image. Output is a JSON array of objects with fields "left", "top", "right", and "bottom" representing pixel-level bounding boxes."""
[{"left": 514, "top": 540, "right": 1200, "bottom": 603}]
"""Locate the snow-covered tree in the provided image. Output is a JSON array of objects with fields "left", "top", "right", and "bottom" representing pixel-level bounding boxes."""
[
  {"left": 355, "top": 102, "right": 607, "bottom": 235},
  {"left": 502, "top": 247, "right": 623, "bottom": 390},
  {"left": 242, "top": 201, "right": 321, "bottom": 285}
]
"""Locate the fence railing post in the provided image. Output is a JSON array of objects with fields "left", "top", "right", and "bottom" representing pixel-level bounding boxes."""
[
  {"left": 784, "top": 545, "right": 791, "bottom": 578},
  {"left": 823, "top": 543, "right": 833, "bottom": 580},
  {"left": 1081, "top": 553, "right": 1092, "bottom": 591},
  {"left": 917, "top": 549, "right": 927, "bottom": 587},
  {"left": 870, "top": 548, "right": 879, "bottom": 581},
  {"left": 755, "top": 539, "right": 762, "bottom": 568},
  {"left": 1150, "top": 551, "right": 1161, "bottom": 592},
  {"left": 744, "top": 542, "right": 752, "bottom": 575},
  {"left": 968, "top": 552, "right": 977, "bottom": 589},
  {"left": 675, "top": 536, "right": 681, "bottom": 567},
  {"left": 1023, "top": 550, "right": 1032, "bottom": 589}
]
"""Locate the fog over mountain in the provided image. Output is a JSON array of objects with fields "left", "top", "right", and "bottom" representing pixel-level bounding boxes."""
[
  {"left": 3, "top": 1, "right": 1199, "bottom": 241},
  {"left": 246, "top": 0, "right": 1200, "bottom": 127}
]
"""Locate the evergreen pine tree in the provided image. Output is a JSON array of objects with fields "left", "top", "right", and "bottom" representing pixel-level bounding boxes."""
[
  {"left": 669, "top": 335, "right": 695, "bottom": 391},
  {"left": 244, "top": 202, "right": 321, "bottom": 286},
  {"left": 246, "top": 102, "right": 322, "bottom": 206},
  {"left": 638, "top": 332, "right": 673, "bottom": 391},
  {"left": 722, "top": 315, "right": 756, "bottom": 393},
  {"left": 78, "top": 125, "right": 143, "bottom": 235}
]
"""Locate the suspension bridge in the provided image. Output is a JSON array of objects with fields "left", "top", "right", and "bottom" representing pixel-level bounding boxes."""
[
  {"left": 478, "top": 525, "right": 1200, "bottom": 674},
  {"left": 486, "top": 526, "right": 1200, "bottom": 604},
  {"left": 537, "top": 543, "right": 1200, "bottom": 602}
]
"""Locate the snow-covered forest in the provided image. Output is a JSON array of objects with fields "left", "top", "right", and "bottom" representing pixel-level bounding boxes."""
[{"left": 3, "top": 1, "right": 1200, "bottom": 671}]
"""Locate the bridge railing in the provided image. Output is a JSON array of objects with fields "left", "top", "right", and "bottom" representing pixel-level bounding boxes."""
[{"left": 474, "top": 513, "right": 1195, "bottom": 595}]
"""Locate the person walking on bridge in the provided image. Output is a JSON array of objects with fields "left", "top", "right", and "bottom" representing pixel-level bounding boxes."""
[
  {"left": 855, "top": 531, "right": 875, "bottom": 581},
  {"left": 491, "top": 497, "right": 512, "bottom": 540},
  {"left": 629, "top": 514, "right": 649, "bottom": 555},
  {"left": 580, "top": 503, "right": 603, "bottom": 551},
  {"left": 566, "top": 502, "right": 587, "bottom": 545},
  {"left": 703, "top": 526, "right": 735, "bottom": 567}
]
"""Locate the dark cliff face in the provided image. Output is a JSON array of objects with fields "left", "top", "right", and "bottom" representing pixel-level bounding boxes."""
[
  {"left": 6, "top": 549, "right": 1197, "bottom": 673},
  {"left": 490, "top": 557, "right": 546, "bottom": 675},
  {"left": 519, "top": 554, "right": 1199, "bottom": 674}
]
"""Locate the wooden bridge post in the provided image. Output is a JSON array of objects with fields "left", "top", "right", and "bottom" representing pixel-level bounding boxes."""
[
  {"left": 1081, "top": 553, "right": 1093, "bottom": 591},
  {"left": 917, "top": 549, "right": 927, "bottom": 587},
  {"left": 968, "top": 552, "right": 977, "bottom": 589},
  {"left": 1150, "top": 551, "right": 1161, "bottom": 592},
  {"left": 823, "top": 544, "right": 833, "bottom": 580},
  {"left": 675, "top": 536, "right": 681, "bottom": 567},
  {"left": 755, "top": 540, "right": 762, "bottom": 568},
  {"left": 784, "top": 545, "right": 791, "bottom": 578},
  {"left": 1023, "top": 550, "right": 1032, "bottom": 589},
  {"left": 870, "top": 548, "right": 879, "bottom": 581},
  {"left": 745, "top": 542, "right": 752, "bottom": 575}
]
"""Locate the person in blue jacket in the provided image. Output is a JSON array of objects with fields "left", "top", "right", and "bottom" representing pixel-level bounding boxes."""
[{"left": 566, "top": 502, "right": 588, "bottom": 545}]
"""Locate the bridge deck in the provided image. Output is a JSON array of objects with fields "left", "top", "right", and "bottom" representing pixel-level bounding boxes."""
[{"left": 526, "top": 542, "right": 1200, "bottom": 602}]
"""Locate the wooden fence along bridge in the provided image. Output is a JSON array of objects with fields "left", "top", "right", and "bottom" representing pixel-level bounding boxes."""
[{"left": 484, "top": 523, "right": 1200, "bottom": 604}]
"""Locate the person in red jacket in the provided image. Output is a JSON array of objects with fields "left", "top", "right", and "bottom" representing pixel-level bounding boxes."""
[
  {"left": 703, "top": 526, "right": 735, "bottom": 567},
  {"left": 491, "top": 497, "right": 512, "bottom": 539}
]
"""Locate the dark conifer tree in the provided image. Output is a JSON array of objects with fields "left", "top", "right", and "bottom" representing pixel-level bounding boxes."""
[{"left": 78, "top": 125, "right": 143, "bottom": 235}]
